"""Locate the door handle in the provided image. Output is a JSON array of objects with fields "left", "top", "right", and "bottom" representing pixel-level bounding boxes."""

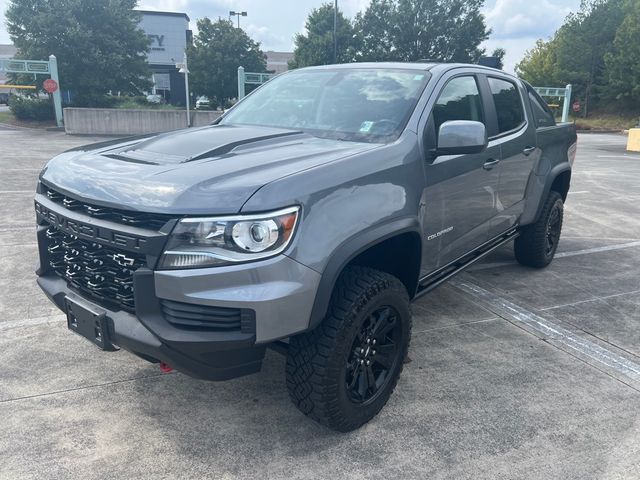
[
  {"left": 523, "top": 146, "right": 536, "bottom": 156},
  {"left": 483, "top": 158, "right": 500, "bottom": 170}
]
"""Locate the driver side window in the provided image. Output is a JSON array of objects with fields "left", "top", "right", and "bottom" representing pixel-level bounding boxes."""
[{"left": 432, "top": 76, "right": 484, "bottom": 134}]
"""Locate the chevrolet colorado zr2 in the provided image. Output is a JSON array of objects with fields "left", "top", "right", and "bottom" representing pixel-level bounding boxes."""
[{"left": 34, "top": 63, "right": 577, "bottom": 431}]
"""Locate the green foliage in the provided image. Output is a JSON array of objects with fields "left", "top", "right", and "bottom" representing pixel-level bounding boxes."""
[
  {"left": 385, "top": 0, "right": 489, "bottom": 62},
  {"left": 515, "top": 40, "right": 559, "bottom": 86},
  {"left": 353, "top": 0, "right": 397, "bottom": 62},
  {"left": 516, "top": 0, "right": 640, "bottom": 115},
  {"left": 292, "top": 0, "right": 489, "bottom": 68},
  {"left": 491, "top": 48, "right": 506, "bottom": 70},
  {"left": 6, "top": 0, "right": 151, "bottom": 101},
  {"left": 605, "top": 0, "right": 640, "bottom": 103},
  {"left": 290, "top": 4, "right": 357, "bottom": 68},
  {"left": 9, "top": 96, "right": 54, "bottom": 121},
  {"left": 188, "top": 18, "right": 266, "bottom": 108}
]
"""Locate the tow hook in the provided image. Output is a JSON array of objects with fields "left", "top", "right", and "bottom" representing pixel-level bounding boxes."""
[{"left": 159, "top": 362, "right": 173, "bottom": 373}]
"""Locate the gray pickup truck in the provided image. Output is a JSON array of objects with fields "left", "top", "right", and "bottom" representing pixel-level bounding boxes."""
[{"left": 35, "top": 63, "right": 577, "bottom": 431}]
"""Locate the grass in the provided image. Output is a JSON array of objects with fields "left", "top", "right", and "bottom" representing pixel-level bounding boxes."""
[
  {"left": 571, "top": 113, "right": 639, "bottom": 131},
  {"left": 0, "top": 110, "right": 13, "bottom": 124},
  {"left": 0, "top": 109, "right": 56, "bottom": 128}
]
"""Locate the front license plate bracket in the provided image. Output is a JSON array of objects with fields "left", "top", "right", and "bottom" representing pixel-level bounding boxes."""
[{"left": 65, "top": 297, "right": 117, "bottom": 351}]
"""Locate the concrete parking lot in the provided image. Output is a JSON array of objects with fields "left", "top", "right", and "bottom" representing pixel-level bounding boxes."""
[{"left": 1, "top": 129, "right": 639, "bottom": 479}]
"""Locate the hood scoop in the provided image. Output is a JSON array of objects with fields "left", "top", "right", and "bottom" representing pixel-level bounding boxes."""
[{"left": 102, "top": 125, "right": 304, "bottom": 165}]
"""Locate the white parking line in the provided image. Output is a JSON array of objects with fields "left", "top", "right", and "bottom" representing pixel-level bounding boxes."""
[
  {"left": 555, "top": 241, "right": 640, "bottom": 258},
  {"left": 453, "top": 281, "right": 640, "bottom": 381},
  {"left": 468, "top": 241, "right": 640, "bottom": 271},
  {"left": 0, "top": 315, "right": 66, "bottom": 332}
]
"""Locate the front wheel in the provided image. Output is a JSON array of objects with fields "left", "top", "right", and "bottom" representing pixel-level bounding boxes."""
[
  {"left": 515, "top": 191, "right": 564, "bottom": 268},
  {"left": 286, "top": 266, "right": 411, "bottom": 432}
]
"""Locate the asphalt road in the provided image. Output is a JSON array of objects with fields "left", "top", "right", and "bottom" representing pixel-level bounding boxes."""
[{"left": 1, "top": 130, "right": 639, "bottom": 479}]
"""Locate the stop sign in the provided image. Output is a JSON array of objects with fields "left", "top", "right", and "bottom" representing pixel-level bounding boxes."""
[
  {"left": 572, "top": 101, "right": 581, "bottom": 112},
  {"left": 43, "top": 79, "right": 58, "bottom": 93}
]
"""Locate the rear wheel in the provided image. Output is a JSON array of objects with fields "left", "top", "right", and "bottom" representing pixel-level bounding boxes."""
[
  {"left": 515, "top": 191, "right": 564, "bottom": 268},
  {"left": 286, "top": 266, "right": 411, "bottom": 432}
]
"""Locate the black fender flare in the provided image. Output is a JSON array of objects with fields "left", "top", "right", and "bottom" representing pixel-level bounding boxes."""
[
  {"left": 522, "top": 162, "right": 572, "bottom": 226},
  {"left": 307, "top": 217, "right": 422, "bottom": 330}
]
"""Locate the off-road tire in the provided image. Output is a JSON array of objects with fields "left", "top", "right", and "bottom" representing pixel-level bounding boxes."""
[
  {"left": 286, "top": 266, "right": 411, "bottom": 432},
  {"left": 515, "top": 191, "right": 564, "bottom": 268}
]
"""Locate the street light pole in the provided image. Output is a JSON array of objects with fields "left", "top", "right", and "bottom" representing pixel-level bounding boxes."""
[
  {"left": 229, "top": 10, "right": 247, "bottom": 28},
  {"left": 333, "top": 0, "right": 338, "bottom": 64},
  {"left": 178, "top": 53, "right": 190, "bottom": 127}
]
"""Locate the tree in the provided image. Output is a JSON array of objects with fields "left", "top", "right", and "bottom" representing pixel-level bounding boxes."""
[
  {"left": 355, "top": 0, "right": 490, "bottom": 63},
  {"left": 187, "top": 18, "right": 266, "bottom": 108},
  {"left": 515, "top": 39, "right": 559, "bottom": 86},
  {"left": 491, "top": 48, "right": 506, "bottom": 70},
  {"left": 515, "top": 0, "right": 627, "bottom": 116},
  {"left": 605, "top": 0, "right": 640, "bottom": 106},
  {"left": 552, "top": 0, "right": 625, "bottom": 116},
  {"left": 289, "top": 3, "right": 357, "bottom": 68},
  {"left": 353, "top": 0, "right": 397, "bottom": 62},
  {"left": 6, "top": 0, "right": 151, "bottom": 104}
]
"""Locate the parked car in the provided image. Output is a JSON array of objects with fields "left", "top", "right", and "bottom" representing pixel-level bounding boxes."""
[
  {"left": 145, "top": 94, "right": 164, "bottom": 104},
  {"left": 34, "top": 63, "right": 576, "bottom": 431},
  {"left": 195, "top": 96, "right": 210, "bottom": 109},
  {"left": 0, "top": 92, "right": 9, "bottom": 105}
]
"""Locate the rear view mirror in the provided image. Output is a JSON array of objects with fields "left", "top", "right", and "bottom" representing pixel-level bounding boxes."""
[{"left": 436, "top": 120, "right": 487, "bottom": 156}]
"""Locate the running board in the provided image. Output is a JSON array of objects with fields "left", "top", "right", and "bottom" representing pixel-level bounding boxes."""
[{"left": 414, "top": 228, "right": 519, "bottom": 300}]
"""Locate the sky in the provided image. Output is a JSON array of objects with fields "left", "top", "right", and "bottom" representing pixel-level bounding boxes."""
[{"left": 0, "top": 0, "right": 581, "bottom": 73}]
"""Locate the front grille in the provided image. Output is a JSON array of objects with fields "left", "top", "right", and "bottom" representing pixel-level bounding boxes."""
[
  {"left": 45, "top": 225, "right": 146, "bottom": 311},
  {"left": 43, "top": 185, "right": 173, "bottom": 231},
  {"left": 160, "top": 299, "right": 254, "bottom": 332}
]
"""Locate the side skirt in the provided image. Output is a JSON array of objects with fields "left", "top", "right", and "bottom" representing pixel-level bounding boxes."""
[{"left": 414, "top": 228, "right": 519, "bottom": 300}]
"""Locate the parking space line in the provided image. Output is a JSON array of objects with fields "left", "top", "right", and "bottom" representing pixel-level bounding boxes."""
[
  {"left": 0, "top": 315, "right": 66, "bottom": 331},
  {"left": 468, "top": 240, "right": 640, "bottom": 272},
  {"left": 452, "top": 281, "right": 640, "bottom": 382},
  {"left": 555, "top": 241, "right": 640, "bottom": 258},
  {"left": 539, "top": 289, "right": 640, "bottom": 311},
  {"left": 1, "top": 168, "right": 42, "bottom": 172}
]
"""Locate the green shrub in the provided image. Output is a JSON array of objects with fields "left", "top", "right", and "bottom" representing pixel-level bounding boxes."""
[
  {"left": 8, "top": 96, "right": 54, "bottom": 121},
  {"left": 70, "top": 93, "right": 120, "bottom": 108}
]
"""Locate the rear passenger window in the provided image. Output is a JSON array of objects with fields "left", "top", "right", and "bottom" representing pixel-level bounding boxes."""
[
  {"left": 433, "top": 76, "right": 484, "bottom": 133},
  {"left": 488, "top": 77, "right": 525, "bottom": 134},
  {"left": 528, "top": 90, "right": 555, "bottom": 128}
]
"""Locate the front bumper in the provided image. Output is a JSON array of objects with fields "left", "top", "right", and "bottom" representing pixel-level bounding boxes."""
[
  {"left": 38, "top": 270, "right": 267, "bottom": 380},
  {"left": 35, "top": 187, "right": 322, "bottom": 381}
]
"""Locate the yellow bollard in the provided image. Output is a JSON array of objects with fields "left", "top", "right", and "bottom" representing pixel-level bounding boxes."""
[{"left": 628, "top": 128, "right": 640, "bottom": 152}]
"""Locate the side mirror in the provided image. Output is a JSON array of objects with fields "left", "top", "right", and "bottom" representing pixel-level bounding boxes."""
[{"left": 436, "top": 120, "right": 487, "bottom": 156}]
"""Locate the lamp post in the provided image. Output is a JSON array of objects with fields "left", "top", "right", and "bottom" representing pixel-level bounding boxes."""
[
  {"left": 178, "top": 53, "right": 190, "bottom": 127},
  {"left": 333, "top": 0, "right": 337, "bottom": 64},
  {"left": 229, "top": 10, "right": 247, "bottom": 28}
]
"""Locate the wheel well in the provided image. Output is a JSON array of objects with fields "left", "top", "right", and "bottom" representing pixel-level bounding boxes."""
[
  {"left": 550, "top": 170, "right": 571, "bottom": 201},
  {"left": 347, "top": 232, "right": 421, "bottom": 299}
]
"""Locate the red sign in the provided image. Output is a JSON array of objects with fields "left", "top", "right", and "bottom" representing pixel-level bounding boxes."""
[
  {"left": 572, "top": 101, "right": 581, "bottom": 112},
  {"left": 43, "top": 79, "right": 58, "bottom": 93}
]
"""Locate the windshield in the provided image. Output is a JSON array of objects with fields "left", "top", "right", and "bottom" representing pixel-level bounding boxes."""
[{"left": 220, "top": 68, "right": 430, "bottom": 143}]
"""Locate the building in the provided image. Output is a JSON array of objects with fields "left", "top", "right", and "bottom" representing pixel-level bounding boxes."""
[
  {"left": 0, "top": 44, "right": 18, "bottom": 84},
  {"left": 138, "top": 10, "right": 191, "bottom": 106},
  {"left": 265, "top": 51, "right": 293, "bottom": 74}
]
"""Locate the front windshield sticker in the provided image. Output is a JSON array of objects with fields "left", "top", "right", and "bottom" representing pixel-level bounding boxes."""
[{"left": 359, "top": 121, "right": 374, "bottom": 133}]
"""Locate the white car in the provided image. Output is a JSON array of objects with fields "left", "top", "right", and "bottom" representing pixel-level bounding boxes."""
[{"left": 195, "top": 96, "right": 210, "bottom": 109}]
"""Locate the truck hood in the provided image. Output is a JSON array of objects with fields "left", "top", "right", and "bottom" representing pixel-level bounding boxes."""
[{"left": 40, "top": 125, "right": 380, "bottom": 214}]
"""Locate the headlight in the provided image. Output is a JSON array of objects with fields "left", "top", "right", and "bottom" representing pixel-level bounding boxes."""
[{"left": 158, "top": 206, "right": 300, "bottom": 269}]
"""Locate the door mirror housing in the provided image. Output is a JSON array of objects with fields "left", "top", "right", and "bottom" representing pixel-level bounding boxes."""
[{"left": 436, "top": 120, "right": 487, "bottom": 156}]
